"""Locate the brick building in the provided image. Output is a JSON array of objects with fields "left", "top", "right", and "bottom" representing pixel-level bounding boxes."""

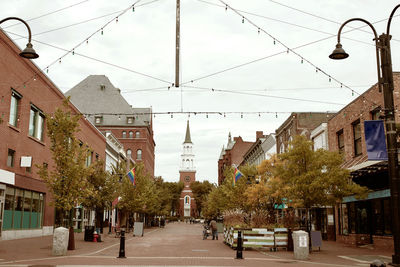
[
  {"left": 178, "top": 121, "right": 197, "bottom": 218},
  {"left": 328, "top": 73, "right": 400, "bottom": 250},
  {"left": 242, "top": 131, "right": 276, "bottom": 167},
  {"left": 65, "top": 75, "right": 155, "bottom": 176},
  {"left": 218, "top": 133, "right": 254, "bottom": 185},
  {"left": 0, "top": 30, "right": 106, "bottom": 240},
  {"left": 275, "top": 112, "right": 334, "bottom": 154}
]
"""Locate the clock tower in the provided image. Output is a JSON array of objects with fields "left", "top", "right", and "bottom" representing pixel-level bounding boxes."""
[{"left": 179, "top": 120, "right": 197, "bottom": 218}]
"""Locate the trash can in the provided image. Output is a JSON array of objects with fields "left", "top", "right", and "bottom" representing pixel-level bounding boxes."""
[
  {"left": 84, "top": 226, "right": 95, "bottom": 242},
  {"left": 292, "top": 230, "right": 309, "bottom": 260}
]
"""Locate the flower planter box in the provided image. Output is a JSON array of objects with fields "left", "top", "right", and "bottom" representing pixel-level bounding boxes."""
[{"left": 224, "top": 226, "right": 288, "bottom": 250}]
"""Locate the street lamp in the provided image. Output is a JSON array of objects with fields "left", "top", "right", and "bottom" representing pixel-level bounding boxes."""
[
  {"left": 329, "top": 5, "right": 400, "bottom": 266},
  {"left": 0, "top": 17, "right": 39, "bottom": 59}
]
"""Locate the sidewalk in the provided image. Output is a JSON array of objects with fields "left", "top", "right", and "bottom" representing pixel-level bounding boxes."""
[{"left": 0, "top": 223, "right": 394, "bottom": 266}]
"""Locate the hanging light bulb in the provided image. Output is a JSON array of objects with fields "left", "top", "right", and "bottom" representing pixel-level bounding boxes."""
[
  {"left": 206, "top": 113, "right": 208, "bottom": 118},
  {"left": 329, "top": 76, "right": 331, "bottom": 82},
  {"left": 86, "top": 39, "right": 89, "bottom": 44},
  {"left": 118, "top": 115, "right": 121, "bottom": 120},
  {"left": 59, "top": 58, "right": 61, "bottom": 64},
  {"left": 101, "top": 28, "right": 104, "bottom": 35},
  {"left": 33, "top": 75, "right": 37, "bottom": 81},
  {"left": 352, "top": 90, "right": 354, "bottom": 96},
  {"left": 241, "top": 113, "right": 243, "bottom": 118},
  {"left": 225, "top": 4, "right": 227, "bottom": 11},
  {"left": 72, "top": 49, "right": 75, "bottom": 55},
  {"left": 116, "top": 17, "right": 119, "bottom": 23},
  {"left": 258, "top": 28, "right": 260, "bottom": 34},
  {"left": 340, "top": 83, "right": 343, "bottom": 88},
  {"left": 132, "top": 6, "right": 135, "bottom": 12},
  {"left": 273, "top": 39, "right": 276, "bottom": 45},
  {"left": 224, "top": 113, "right": 226, "bottom": 118},
  {"left": 242, "top": 16, "right": 244, "bottom": 23},
  {"left": 275, "top": 112, "right": 278, "bottom": 118},
  {"left": 46, "top": 68, "right": 49, "bottom": 73},
  {"left": 171, "top": 114, "right": 173, "bottom": 118},
  {"left": 258, "top": 113, "right": 261, "bottom": 117},
  {"left": 316, "top": 68, "right": 318, "bottom": 73},
  {"left": 301, "top": 58, "right": 303, "bottom": 64},
  {"left": 287, "top": 49, "right": 289, "bottom": 54},
  {"left": 23, "top": 84, "right": 26, "bottom": 88}
]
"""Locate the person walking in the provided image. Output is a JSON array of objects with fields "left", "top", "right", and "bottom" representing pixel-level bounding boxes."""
[{"left": 210, "top": 218, "right": 218, "bottom": 240}]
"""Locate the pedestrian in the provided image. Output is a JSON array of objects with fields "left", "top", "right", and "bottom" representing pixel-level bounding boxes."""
[{"left": 210, "top": 218, "right": 218, "bottom": 240}]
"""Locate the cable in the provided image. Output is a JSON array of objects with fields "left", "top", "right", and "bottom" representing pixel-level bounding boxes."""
[
  {"left": 5, "top": 30, "right": 172, "bottom": 85},
  {"left": 268, "top": 0, "right": 400, "bottom": 42},
  {"left": 1, "top": 0, "right": 89, "bottom": 29},
  {"left": 195, "top": 0, "right": 374, "bottom": 47},
  {"left": 182, "top": 85, "right": 346, "bottom": 106}
]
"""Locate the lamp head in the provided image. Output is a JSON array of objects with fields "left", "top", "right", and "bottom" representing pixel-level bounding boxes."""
[
  {"left": 329, "top": 43, "right": 348, "bottom": 60},
  {"left": 19, "top": 42, "right": 39, "bottom": 59}
]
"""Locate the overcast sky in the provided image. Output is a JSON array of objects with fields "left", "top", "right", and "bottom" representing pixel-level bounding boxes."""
[{"left": 3, "top": 0, "right": 400, "bottom": 183}]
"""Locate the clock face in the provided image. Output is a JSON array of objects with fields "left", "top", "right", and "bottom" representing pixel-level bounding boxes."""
[{"left": 185, "top": 176, "right": 190, "bottom": 182}]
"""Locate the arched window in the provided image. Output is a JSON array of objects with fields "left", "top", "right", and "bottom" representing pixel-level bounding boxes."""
[
  {"left": 127, "top": 149, "right": 132, "bottom": 158},
  {"left": 136, "top": 131, "right": 140, "bottom": 138},
  {"left": 129, "top": 131, "right": 133, "bottom": 138},
  {"left": 122, "top": 131, "right": 126, "bottom": 138},
  {"left": 137, "top": 149, "right": 142, "bottom": 160},
  {"left": 184, "top": 195, "right": 190, "bottom": 205},
  {"left": 186, "top": 159, "right": 190, "bottom": 169}
]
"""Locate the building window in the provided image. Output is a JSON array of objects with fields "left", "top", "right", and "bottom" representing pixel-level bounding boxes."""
[
  {"left": 127, "top": 117, "right": 134, "bottom": 124},
  {"left": 100, "top": 84, "right": 106, "bottom": 90},
  {"left": 337, "top": 129, "right": 344, "bottom": 154},
  {"left": 136, "top": 131, "right": 140, "bottom": 138},
  {"left": 3, "top": 186, "right": 44, "bottom": 230},
  {"left": 122, "top": 131, "right": 126, "bottom": 138},
  {"left": 129, "top": 131, "right": 133, "bottom": 138},
  {"left": 127, "top": 149, "right": 132, "bottom": 158},
  {"left": 352, "top": 120, "right": 362, "bottom": 156},
  {"left": 86, "top": 152, "right": 92, "bottom": 167},
  {"left": 137, "top": 149, "right": 142, "bottom": 160},
  {"left": 9, "top": 90, "right": 22, "bottom": 127},
  {"left": 29, "top": 105, "right": 44, "bottom": 141},
  {"left": 94, "top": 116, "right": 102, "bottom": 124},
  {"left": 184, "top": 195, "right": 190, "bottom": 205},
  {"left": 7, "top": 149, "right": 15, "bottom": 167},
  {"left": 371, "top": 107, "right": 382, "bottom": 120}
]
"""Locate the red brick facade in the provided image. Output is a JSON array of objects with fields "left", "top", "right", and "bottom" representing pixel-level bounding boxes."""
[
  {"left": 179, "top": 171, "right": 197, "bottom": 218},
  {"left": 0, "top": 30, "right": 106, "bottom": 239},
  {"left": 218, "top": 135, "right": 253, "bottom": 185}
]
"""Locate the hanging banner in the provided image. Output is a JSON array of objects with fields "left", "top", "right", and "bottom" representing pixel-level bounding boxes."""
[{"left": 364, "top": 120, "right": 388, "bottom": 160}]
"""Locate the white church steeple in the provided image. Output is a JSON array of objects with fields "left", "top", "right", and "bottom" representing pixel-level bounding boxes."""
[{"left": 180, "top": 120, "right": 195, "bottom": 171}]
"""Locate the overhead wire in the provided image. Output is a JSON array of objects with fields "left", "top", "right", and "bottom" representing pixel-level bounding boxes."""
[
  {"left": 268, "top": 0, "right": 400, "bottom": 42},
  {"left": 182, "top": 85, "right": 346, "bottom": 106},
  {"left": 195, "top": 0, "right": 374, "bottom": 47},
  {"left": 1, "top": 0, "right": 90, "bottom": 29}
]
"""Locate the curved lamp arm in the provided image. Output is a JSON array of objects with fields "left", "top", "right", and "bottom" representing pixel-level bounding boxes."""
[
  {"left": 335, "top": 18, "right": 381, "bottom": 92},
  {"left": 387, "top": 4, "right": 400, "bottom": 35},
  {"left": 0, "top": 17, "right": 38, "bottom": 59},
  {"left": 0, "top": 17, "right": 32, "bottom": 43}
]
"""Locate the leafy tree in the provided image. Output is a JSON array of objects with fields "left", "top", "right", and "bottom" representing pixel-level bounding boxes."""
[
  {"left": 37, "top": 100, "right": 91, "bottom": 249},
  {"left": 190, "top": 180, "right": 215, "bottom": 216},
  {"left": 82, "top": 160, "right": 120, "bottom": 229},
  {"left": 274, "top": 135, "right": 368, "bottom": 230}
]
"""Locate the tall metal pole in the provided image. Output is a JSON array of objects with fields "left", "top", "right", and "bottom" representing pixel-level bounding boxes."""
[
  {"left": 379, "top": 33, "right": 400, "bottom": 265},
  {"left": 175, "top": 0, "right": 180, "bottom": 88}
]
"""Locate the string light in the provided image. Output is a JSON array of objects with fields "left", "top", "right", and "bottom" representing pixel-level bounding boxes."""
[
  {"left": 301, "top": 58, "right": 303, "bottom": 64},
  {"left": 241, "top": 113, "right": 243, "bottom": 118},
  {"left": 101, "top": 28, "right": 104, "bottom": 35},
  {"left": 225, "top": 4, "right": 227, "bottom": 11},
  {"left": 116, "top": 17, "right": 119, "bottom": 23},
  {"left": 275, "top": 112, "right": 278, "bottom": 118},
  {"left": 132, "top": 6, "right": 135, "bottom": 12},
  {"left": 273, "top": 39, "right": 276, "bottom": 45},
  {"left": 242, "top": 16, "right": 244, "bottom": 23},
  {"left": 329, "top": 76, "right": 331, "bottom": 82},
  {"left": 72, "top": 49, "right": 74, "bottom": 55},
  {"left": 258, "top": 28, "right": 260, "bottom": 34}
]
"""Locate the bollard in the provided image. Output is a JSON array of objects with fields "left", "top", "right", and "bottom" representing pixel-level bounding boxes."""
[
  {"left": 117, "top": 230, "right": 126, "bottom": 258},
  {"left": 370, "top": 259, "right": 386, "bottom": 267},
  {"left": 236, "top": 230, "right": 243, "bottom": 259}
]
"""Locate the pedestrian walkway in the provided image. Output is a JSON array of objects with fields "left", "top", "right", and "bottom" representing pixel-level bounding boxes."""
[{"left": 0, "top": 222, "right": 394, "bottom": 266}]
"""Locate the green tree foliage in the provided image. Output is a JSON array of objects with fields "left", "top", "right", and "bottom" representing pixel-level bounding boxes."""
[
  {"left": 190, "top": 180, "right": 215, "bottom": 216},
  {"left": 275, "top": 135, "right": 368, "bottom": 210},
  {"left": 82, "top": 160, "right": 120, "bottom": 227},
  {"left": 37, "top": 100, "right": 91, "bottom": 226},
  {"left": 154, "top": 178, "right": 184, "bottom": 216}
]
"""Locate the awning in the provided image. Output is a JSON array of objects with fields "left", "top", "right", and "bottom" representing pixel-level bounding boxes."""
[{"left": 342, "top": 189, "right": 390, "bottom": 203}]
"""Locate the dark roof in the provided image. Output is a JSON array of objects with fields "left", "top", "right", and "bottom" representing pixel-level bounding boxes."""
[{"left": 65, "top": 75, "right": 151, "bottom": 126}]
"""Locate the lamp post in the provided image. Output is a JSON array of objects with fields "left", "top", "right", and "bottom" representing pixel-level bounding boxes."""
[
  {"left": 329, "top": 5, "right": 400, "bottom": 265},
  {"left": 0, "top": 17, "right": 39, "bottom": 59}
]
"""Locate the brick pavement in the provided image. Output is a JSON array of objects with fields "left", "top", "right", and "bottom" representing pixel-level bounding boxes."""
[{"left": 0, "top": 222, "right": 394, "bottom": 266}]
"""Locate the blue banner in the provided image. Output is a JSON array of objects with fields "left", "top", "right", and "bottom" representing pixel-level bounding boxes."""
[{"left": 364, "top": 120, "right": 388, "bottom": 160}]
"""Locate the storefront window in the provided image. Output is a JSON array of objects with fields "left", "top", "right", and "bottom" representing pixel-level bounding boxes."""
[
  {"left": 348, "top": 203, "right": 356, "bottom": 234},
  {"left": 3, "top": 186, "right": 44, "bottom": 230},
  {"left": 340, "top": 204, "right": 349, "bottom": 235},
  {"left": 372, "top": 199, "right": 383, "bottom": 235}
]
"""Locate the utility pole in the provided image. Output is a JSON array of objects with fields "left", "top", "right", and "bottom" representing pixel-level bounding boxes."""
[
  {"left": 379, "top": 33, "right": 400, "bottom": 265},
  {"left": 175, "top": 0, "right": 180, "bottom": 88}
]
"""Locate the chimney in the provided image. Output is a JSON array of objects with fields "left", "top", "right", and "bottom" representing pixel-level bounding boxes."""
[{"left": 256, "top": 131, "right": 263, "bottom": 139}]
